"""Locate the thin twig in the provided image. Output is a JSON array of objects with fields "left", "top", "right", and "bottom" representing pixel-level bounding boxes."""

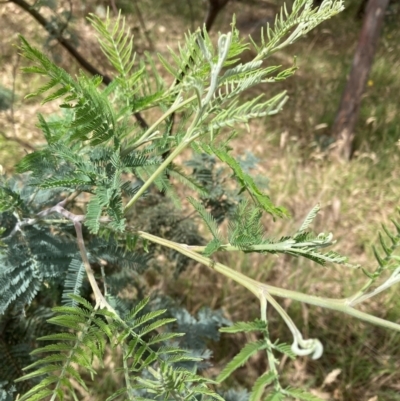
[
  {"left": 132, "top": 0, "right": 154, "bottom": 50},
  {"left": 57, "top": 0, "right": 73, "bottom": 39},
  {"left": 0, "top": 131, "right": 36, "bottom": 151},
  {"left": 40, "top": 201, "right": 116, "bottom": 312},
  {"left": 110, "top": 0, "right": 118, "bottom": 15}
]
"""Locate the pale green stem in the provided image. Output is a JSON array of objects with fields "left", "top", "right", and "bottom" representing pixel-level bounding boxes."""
[
  {"left": 184, "top": 242, "right": 348, "bottom": 265},
  {"left": 124, "top": 98, "right": 204, "bottom": 211},
  {"left": 352, "top": 275, "right": 381, "bottom": 301},
  {"left": 347, "top": 266, "right": 400, "bottom": 307},
  {"left": 124, "top": 142, "right": 185, "bottom": 211},
  {"left": 348, "top": 246, "right": 400, "bottom": 305},
  {"left": 122, "top": 95, "right": 196, "bottom": 156},
  {"left": 266, "top": 293, "right": 323, "bottom": 359},
  {"left": 122, "top": 344, "right": 135, "bottom": 401},
  {"left": 185, "top": 242, "right": 332, "bottom": 253},
  {"left": 124, "top": 129, "right": 201, "bottom": 212},
  {"left": 126, "top": 131, "right": 163, "bottom": 150},
  {"left": 138, "top": 231, "right": 400, "bottom": 332},
  {"left": 259, "top": 291, "right": 281, "bottom": 391}
]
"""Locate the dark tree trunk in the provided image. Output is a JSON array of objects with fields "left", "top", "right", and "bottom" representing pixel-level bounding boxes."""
[
  {"left": 204, "top": 0, "right": 230, "bottom": 31},
  {"left": 331, "top": 0, "right": 390, "bottom": 160},
  {"left": 357, "top": 0, "right": 369, "bottom": 19}
]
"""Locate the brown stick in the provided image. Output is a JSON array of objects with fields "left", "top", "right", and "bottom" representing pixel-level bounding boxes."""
[
  {"left": 36, "top": 201, "right": 116, "bottom": 312},
  {"left": 132, "top": 0, "right": 154, "bottom": 50},
  {"left": 204, "top": 0, "right": 230, "bottom": 31},
  {"left": 0, "top": 131, "right": 36, "bottom": 151}
]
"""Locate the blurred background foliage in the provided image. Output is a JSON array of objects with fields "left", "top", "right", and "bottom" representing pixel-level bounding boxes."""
[{"left": 0, "top": 0, "right": 399, "bottom": 400}]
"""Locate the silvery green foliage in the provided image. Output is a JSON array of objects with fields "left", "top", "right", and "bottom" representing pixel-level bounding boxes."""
[
  {"left": 0, "top": 85, "right": 14, "bottom": 111},
  {"left": 3, "top": 1, "right": 399, "bottom": 400},
  {"left": 0, "top": 382, "right": 15, "bottom": 401}
]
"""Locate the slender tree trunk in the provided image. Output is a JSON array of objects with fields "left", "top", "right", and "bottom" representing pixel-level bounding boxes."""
[
  {"left": 357, "top": 0, "right": 369, "bottom": 19},
  {"left": 204, "top": 0, "right": 230, "bottom": 31},
  {"left": 331, "top": 0, "right": 389, "bottom": 160}
]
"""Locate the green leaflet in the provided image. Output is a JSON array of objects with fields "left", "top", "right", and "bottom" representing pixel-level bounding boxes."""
[
  {"left": 295, "top": 203, "right": 320, "bottom": 235},
  {"left": 208, "top": 92, "right": 288, "bottom": 132},
  {"left": 284, "top": 388, "right": 325, "bottom": 401},
  {"left": 203, "top": 144, "right": 288, "bottom": 218},
  {"left": 15, "top": 296, "right": 211, "bottom": 401},
  {"left": 61, "top": 258, "right": 85, "bottom": 307},
  {"left": 216, "top": 340, "right": 268, "bottom": 383},
  {"left": 264, "top": 390, "right": 286, "bottom": 401},
  {"left": 187, "top": 196, "right": 222, "bottom": 242},
  {"left": 249, "top": 372, "right": 276, "bottom": 401},
  {"left": 220, "top": 320, "right": 267, "bottom": 333},
  {"left": 271, "top": 341, "right": 296, "bottom": 359}
]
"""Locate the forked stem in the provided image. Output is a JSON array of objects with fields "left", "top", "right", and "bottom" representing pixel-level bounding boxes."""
[{"left": 138, "top": 231, "right": 400, "bottom": 333}]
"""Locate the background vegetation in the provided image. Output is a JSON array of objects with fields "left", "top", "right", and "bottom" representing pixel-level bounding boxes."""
[{"left": 0, "top": 0, "right": 399, "bottom": 400}]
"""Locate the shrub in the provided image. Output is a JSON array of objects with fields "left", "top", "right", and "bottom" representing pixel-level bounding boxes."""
[{"left": 1, "top": 1, "right": 399, "bottom": 400}]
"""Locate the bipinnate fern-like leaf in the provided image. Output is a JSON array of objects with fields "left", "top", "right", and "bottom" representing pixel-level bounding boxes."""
[
  {"left": 19, "top": 36, "right": 118, "bottom": 147},
  {"left": 217, "top": 62, "right": 297, "bottom": 104},
  {"left": 134, "top": 362, "right": 224, "bottom": 401},
  {"left": 188, "top": 197, "right": 222, "bottom": 242},
  {"left": 295, "top": 204, "right": 320, "bottom": 235},
  {"left": 15, "top": 296, "right": 111, "bottom": 401},
  {"left": 216, "top": 340, "right": 268, "bottom": 383},
  {"left": 249, "top": 372, "right": 276, "bottom": 401},
  {"left": 85, "top": 189, "right": 108, "bottom": 234},
  {"left": 88, "top": 10, "right": 137, "bottom": 88},
  {"left": 190, "top": 200, "right": 349, "bottom": 266},
  {"left": 271, "top": 341, "right": 296, "bottom": 359},
  {"left": 16, "top": 296, "right": 207, "bottom": 401},
  {"left": 226, "top": 203, "right": 348, "bottom": 266},
  {"left": 228, "top": 202, "right": 264, "bottom": 249},
  {"left": 111, "top": 302, "right": 218, "bottom": 400},
  {"left": 252, "top": 0, "right": 344, "bottom": 58},
  {"left": 220, "top": 320, "right": 267, "bottom": 334},
  {"left": 158, "top": 29, "right": 208, "bottom": 82},
  {"left": 284, "top": 388, "right": 325, "bottom": 401},
  {"left": 207, "top": 92, "right": 288, "bottom": 133},
  {"left": 0, "top": 180, "right": 24, "bottom": 213},
  {"left": 19, "top": 36, "right": 78, "bottom": 104},
  {"left": 200, "top": 144, "right": 287, "bottom": 218},
  {"left": 0, "top": 226, "right": 76, "bottom": 315},
  {"left": 361, "top": 214, "right": 400, "bottom": 282},
  {"left": 374, "top": 217, "right": 400, "bottom": 269},
  {"left": 61, "top": 258, "right": 86, "bottom": 306}
]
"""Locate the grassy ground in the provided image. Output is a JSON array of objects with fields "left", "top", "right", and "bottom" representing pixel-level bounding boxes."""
[{"left": 0, "top": 0, "right": 399, "bottom": 400}]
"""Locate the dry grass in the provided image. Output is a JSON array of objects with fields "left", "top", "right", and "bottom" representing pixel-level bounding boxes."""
[
  {"left": 171, "top": 144, "right": 400, "bottom": 399},
  {"left": 0, "top": 0, "right": 399, "bottom": 400}
]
